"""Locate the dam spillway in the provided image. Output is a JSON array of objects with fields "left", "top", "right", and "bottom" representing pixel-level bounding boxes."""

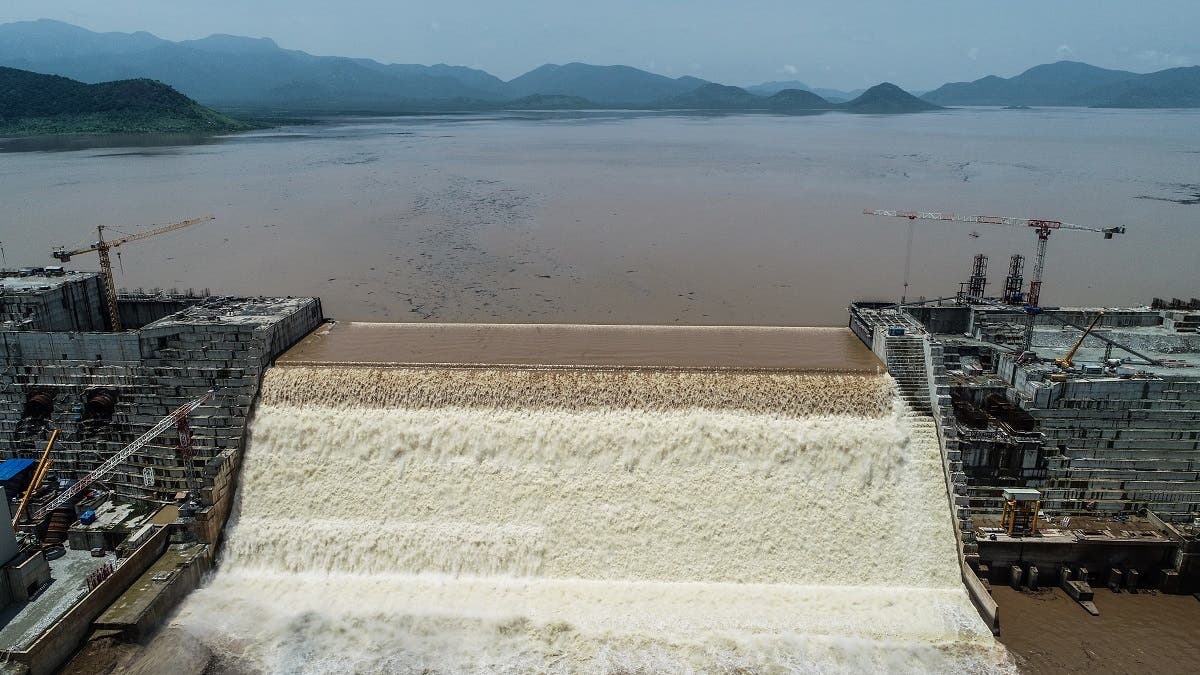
[{"left": 171, "top": 324, "right": 1012, "bottom": 673}]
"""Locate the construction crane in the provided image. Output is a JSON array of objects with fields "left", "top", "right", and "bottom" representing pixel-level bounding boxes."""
[
  {"left": 30, "top": 390, "right": 215, "bottom": 523},
  {"left": 12, "top": 430, "right": 59, "bottom": 527},
  {"left": 864, "top": 209, "right": 1126, "bottom": 354},
  {"left": 1055, "top": 311, "right": 1104, "bottom": 369},
  {"left": 176, "top": 415, "right": 200, "bottom": 500},
  {"left": 51, "top": 216, "right": 214, "bottom": 332}
]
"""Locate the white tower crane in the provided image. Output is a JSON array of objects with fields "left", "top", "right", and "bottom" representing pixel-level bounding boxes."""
[{"left": 864, "top": 209, "right": 1126, "bottom": 354}]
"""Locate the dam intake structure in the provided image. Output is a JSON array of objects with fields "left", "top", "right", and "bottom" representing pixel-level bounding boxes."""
[{"left": 172, "top": 359, "right": 1012, "bottom": 673}]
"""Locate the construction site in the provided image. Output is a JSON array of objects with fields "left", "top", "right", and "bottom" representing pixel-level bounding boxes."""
[
  {"left": 0, "top": 208, "right": 1195, "bottom": 673},
  {"left": 852, "top": 209, "right": 1200, "bottom": 617},
  {"left": 0, "top": 218, "right": 322, "bottom": 674}
]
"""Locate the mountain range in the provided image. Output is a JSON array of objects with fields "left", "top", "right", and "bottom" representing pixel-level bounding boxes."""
[
  {"left": 2, "top": 20, "right": 1197, "bottom": 113},
  {"left": 0, "top": 20, "right": 933, "bottom": 113},
  {"left": 924, "top": 60, "right": 1200, "bottom": 107}
]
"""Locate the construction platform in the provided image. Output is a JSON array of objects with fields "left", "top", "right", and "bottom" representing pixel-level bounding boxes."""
[{"left": 849, "top": 299, "right": 1200, "bottom": 596}]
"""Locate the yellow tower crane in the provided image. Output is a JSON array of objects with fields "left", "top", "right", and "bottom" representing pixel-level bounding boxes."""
[{"left": 51, "top": 216, "right": 214, "bottom": 331}]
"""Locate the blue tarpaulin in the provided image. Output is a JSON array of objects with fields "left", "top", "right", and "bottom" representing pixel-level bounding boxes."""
[{"left": 0, "top": 458, "right": 37, "bottom": 481}]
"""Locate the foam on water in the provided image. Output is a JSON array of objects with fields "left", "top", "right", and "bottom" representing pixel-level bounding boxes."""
[{"left": 173, "top": 367, "right": 1013, "bottom": 673}]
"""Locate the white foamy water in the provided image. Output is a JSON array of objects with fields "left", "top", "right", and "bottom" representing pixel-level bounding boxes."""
[{"left": 172, "top": 367, "right": 1013, "bottom": 673}]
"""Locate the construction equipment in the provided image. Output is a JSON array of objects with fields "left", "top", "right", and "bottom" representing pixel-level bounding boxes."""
[
  {"left": 30, "top": 390, "right": 215, "bottom": 523},
  {"left": 1056, "top": 311, "right": 1105, "bottom": 369},
  {"left": 12, "top": 430, "right": 59, "bottom": 527},
  {"left": 864, "top": 209, "right": 1126, "bottom": 353},
  {"left": 51, "top": 216, "right": 214, "bottom": 331},
  {"left": 177, "top": 415, "right": 200, "bottom": 500},
  {"left": 957, "top": 254, "right": 988, "bottom": 304},
  {"left": 1002, "top": 254, "right": 1025, "bottom": 305}
]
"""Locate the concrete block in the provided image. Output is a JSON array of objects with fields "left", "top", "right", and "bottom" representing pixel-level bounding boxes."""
[
  {"left": 1010, "top": 565, "right": 1023, "bottom": 589},
  {"left": 1062, "top": 579, "right": 1094, "bottom": 601},
  {"left": 1161, "top": 569, "right": 1182, "bottom": 594},
  {"left": 1028, "top": 566, "right": 1039, "bottom": 590},
  {"left": 1126, "top": 569, "right": 1139, "bottom": 592}
]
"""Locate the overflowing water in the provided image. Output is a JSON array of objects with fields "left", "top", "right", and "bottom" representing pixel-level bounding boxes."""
[{"left": 172, "top": 366, "right": 1013, "bottom": 673}]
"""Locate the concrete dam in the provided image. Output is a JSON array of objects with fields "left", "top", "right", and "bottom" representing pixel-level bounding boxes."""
[{"left": 170, "top": 323, "right": 1012, "bottom": 673}]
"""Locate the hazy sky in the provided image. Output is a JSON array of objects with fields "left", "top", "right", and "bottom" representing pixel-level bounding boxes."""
[{"left": 3, "top": 1, "right": 1197, "bottom": 88}]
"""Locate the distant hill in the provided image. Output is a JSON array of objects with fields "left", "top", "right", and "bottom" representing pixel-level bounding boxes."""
[
  {"left": 766, "top": 89, "right": 835, "bottom": 110},
  {"left": 923, "top": 60, "right": 1200, "bottom": 108},
  {"left": 505, "top": 63, "right": 706, "bottom": 105},
  {"left": 745, "top": 80, "right": 812, "bottom": 96},
  {"left": 658, "top": 83, "right": 762, "bottom": 109},
  {"left": 0, "top": 66, "right": 253, "bottom": 135},
  {"left": 924, "top": 61, "right": 1136, "bottom": 106},
  {"left": 746, "top": 80, "right": 863, "bottom": 102},
  {"left": 660, "top": 83, "right": 911, "bottom": 113},
  {"left": 1087, "top": 66, "right": 1200, "bottom": 108},
  {"left": 842, "top": 83, "right": 942, "bottom": 113},
  {"left": 0, "top": 19, "right": 500, "bottom": 108}
]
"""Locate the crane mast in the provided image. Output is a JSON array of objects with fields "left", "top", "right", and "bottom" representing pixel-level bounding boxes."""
[
  {"left": 51, "top": 216, "right": 214, "bottom": 331},
  {"left": 864, "top": 209, "right": 1125, "bottom": 355}
]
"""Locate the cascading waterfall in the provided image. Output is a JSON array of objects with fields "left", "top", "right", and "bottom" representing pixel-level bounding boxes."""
[{"left": 172, "top": 366, "right": 1013, "bottom": 673}]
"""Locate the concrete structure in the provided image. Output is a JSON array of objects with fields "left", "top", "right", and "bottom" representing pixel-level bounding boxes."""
[
  {"left": 0, "top": 270, "right": 107, "bottom": 332},
  {"left": 850, "top": 298, "right": 1200, "bottom": 595},
  {"left": 0, "top": 267, "right": 323, "bottom": 674},
  {"left": 1, "top": 269, "right": 322, "bottom": 520}
]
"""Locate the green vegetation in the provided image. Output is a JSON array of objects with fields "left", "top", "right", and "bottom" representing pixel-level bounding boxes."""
[
  {"left": 842, "top": 83, "right": 942, "bottom": 113},
  {"left": 924, "top": 61, "right": 1200, "bottom": 108},
  {"left": 766, "top": 89, "right": 837, "bottom": 110},
  {"left": 659, "top": 83, "right": 763, "bottom": 109},
  {"left": 0, "top": 66, "right": 256, "bottom": 136}
]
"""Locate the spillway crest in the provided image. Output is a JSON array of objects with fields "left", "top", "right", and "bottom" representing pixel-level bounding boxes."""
[{"left": 174, "top": 366, "right": 1013, "bottom": 673}]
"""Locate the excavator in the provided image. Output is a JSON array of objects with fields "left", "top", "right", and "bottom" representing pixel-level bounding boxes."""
[{"left": 1055, "top": 311, "right": 1104, "bottom": 370}]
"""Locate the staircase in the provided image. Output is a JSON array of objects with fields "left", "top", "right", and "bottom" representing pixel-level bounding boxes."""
[
  {"left": 41, "top": 508, "right": 75, "bottom": 546},
  {"left": 885, "top": 335, "right": 931, "bottom": 414}
]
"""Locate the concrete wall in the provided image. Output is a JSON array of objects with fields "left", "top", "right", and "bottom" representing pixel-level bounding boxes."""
[
  {"left": 1, "top": 525, "right": 168, "bottom": 675},
  {"left": 117, "top": 296, "right": 204, "bottom": 330},
  {"left": 971, "top": 307, "right": 1162, "bottom": 332},
  {"left": 847, "top": 304, "right": 1000, "bottom": 632},
  {"left": 0, "top": 297, "right": 323, "bottom": 507},
  {"left": 93, "top": 545, "right": 212, "bottom": 641},
  {"left": 907, "top": 305, "right": 971, "bottom": 335},
  {"left": 1, "top": 274, "right": 107, "bottom": 332},
  {"left": 977, "top": 539, "right": 1178, "bottom": 588}
]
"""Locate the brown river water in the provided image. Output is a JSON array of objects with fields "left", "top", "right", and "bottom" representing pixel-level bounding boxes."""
[
  {"left": 279, "top": 321, "right": 881, "bottom": 370},
  {"left": 2, "top": 108, "right": 1199, "bottom": 326}
]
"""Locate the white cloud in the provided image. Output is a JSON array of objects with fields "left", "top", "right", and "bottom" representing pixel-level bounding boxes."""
[{"left": 782, "top": 64, "right": 799, "bottom": 75}]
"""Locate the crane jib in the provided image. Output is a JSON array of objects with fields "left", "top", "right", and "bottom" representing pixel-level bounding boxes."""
[{"left": 29, "top": 390, "right": 216, "bottom": 523}]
